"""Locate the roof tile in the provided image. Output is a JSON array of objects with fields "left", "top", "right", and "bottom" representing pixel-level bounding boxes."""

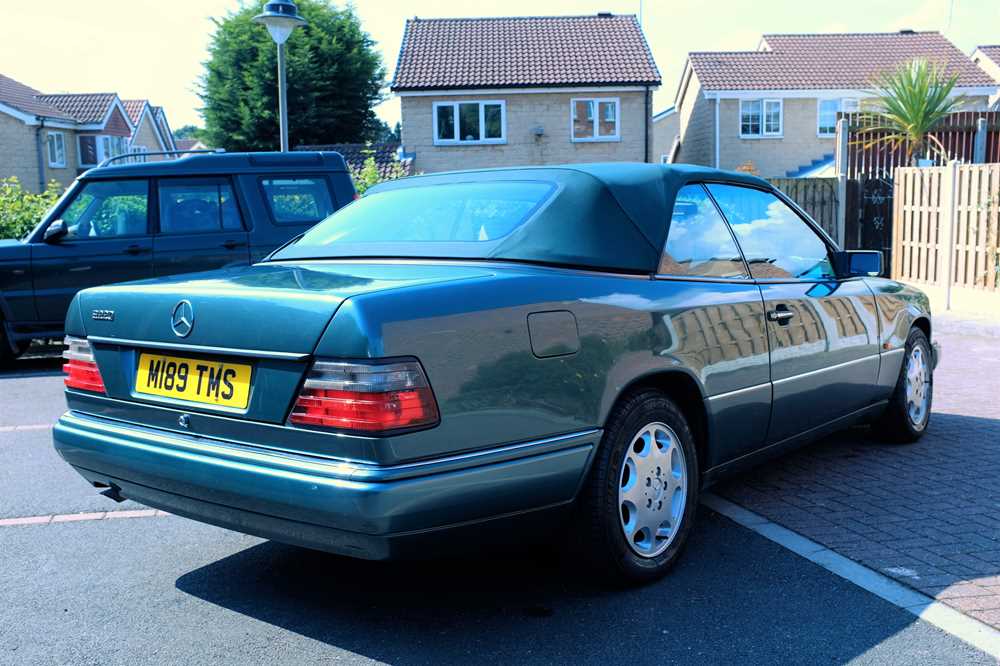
[
  {"left": 0, "top": 73, "right": 75, "bottom": 121},
  {"left": 122, "top": 99, "right": 147, "bottom": 125},
  {"left": 36, "top": 92, "right": 119, "bottom": 124},
  {"left": 689, "top": 32, "right": 995, "bottom": 91},
  {"left": 391, "top": 15, "right": 660, "bottom": 91}
]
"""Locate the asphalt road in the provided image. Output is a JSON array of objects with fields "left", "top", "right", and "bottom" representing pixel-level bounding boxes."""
[{"left": 0, "top": 350, "right": 993, "bottom": 665}]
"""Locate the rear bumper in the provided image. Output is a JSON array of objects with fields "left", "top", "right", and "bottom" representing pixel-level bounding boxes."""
[{"left": 52, "top": 411, "right": 598, "bottom": 560}]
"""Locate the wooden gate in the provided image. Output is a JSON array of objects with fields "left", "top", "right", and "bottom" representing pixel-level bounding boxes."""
[{"left": 767, "top": 177, "right": 839, "bottom": 238}]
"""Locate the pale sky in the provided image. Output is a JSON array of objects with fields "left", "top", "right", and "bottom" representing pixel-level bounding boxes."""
[{"left": 3, "top": 0, "right": 999, "bottom": 132}]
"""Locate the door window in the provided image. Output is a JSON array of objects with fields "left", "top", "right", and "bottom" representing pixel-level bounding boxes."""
[
  {"left": 158, "top": 179, "right": 243, "bottom": 234},
  {"left": 706, "top": 184, "right": 835, "bottom": 280},
  {"left": 660, "top": 184, "right": 747, "bottom": 278},
  {"left": 260, "top": 177, "right": 335, "bottom": 225},
  {"left": 60, "top": 180, "right": 149, "bottom": 239}
]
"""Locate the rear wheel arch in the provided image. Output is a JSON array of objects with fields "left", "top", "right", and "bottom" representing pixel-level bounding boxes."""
[{"left": 604, "top": 370, "right": 708, "bottom": 475}]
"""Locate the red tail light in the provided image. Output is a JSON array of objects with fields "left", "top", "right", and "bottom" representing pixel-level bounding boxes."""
[
  {"left": 290, "top": 359, "right": 438, "bottom": 433},
  {"left": 63, "top": 336, "right": 106, "bottom": 394}
]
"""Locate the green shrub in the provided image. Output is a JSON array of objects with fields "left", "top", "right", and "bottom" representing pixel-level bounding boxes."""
[
  {"left": 349, "top": 151, "right": 409, "bottom": 196},
  {"left": 0, "top": 177, "right": 64, "bottom": 240}
]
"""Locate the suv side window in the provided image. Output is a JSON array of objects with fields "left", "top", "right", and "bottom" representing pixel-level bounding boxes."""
[
  {"left": 706, "top": 184, "right": 836, "bottom": 280},
  {"left": 61, "top": 180, "right": 149, "bottom": 240},
  {"left": 158, "top": 178, "right": 243, "bottom": 234},
  {"left": 660, "top": 184, "right": 747, "bottom": 278},
  {"left": 260, "top": 177, "right": 335, "bottom": 225}
]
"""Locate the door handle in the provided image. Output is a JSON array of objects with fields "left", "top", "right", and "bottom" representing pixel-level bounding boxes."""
[
  {"left": 766, "top": 307, "right": 796, "bottom": 324},
  {"left": 123, "top": 244, "right": 145, "bottom": 255},
  {"left": 220, "top": 239, "right": 243, "bottom": 250}
]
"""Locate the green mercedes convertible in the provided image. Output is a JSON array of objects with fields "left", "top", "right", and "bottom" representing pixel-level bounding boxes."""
[{"left": 53, "top": 163, "right": 937, "bottom": 582}]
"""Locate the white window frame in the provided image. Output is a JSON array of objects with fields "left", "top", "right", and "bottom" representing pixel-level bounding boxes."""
[
  {"left": 740, "top": 99, "right": 782, "bottom": 138},
  {"left": 46, "top": 131, "right": 66, "bottom": 168},
  {"left": 570, "top": 97, "right": 621, "bottom": 142},
  {"left": 432, "top": 100, "right": 507, "bottom": 146},
  {"left": 817, "top": 98, "right": 860, "bottom": 137},
  {"left": 78, "top": 134, "right": 129, "bottom": 167}
]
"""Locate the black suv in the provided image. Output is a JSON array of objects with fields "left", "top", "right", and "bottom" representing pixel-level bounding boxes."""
[{"left": 0, "top": 151, "right": 355, "bottom": 363}]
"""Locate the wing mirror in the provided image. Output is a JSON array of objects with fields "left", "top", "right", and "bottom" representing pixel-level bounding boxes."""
[
  {"left": 833, "top": 250, "right": 883, "bottom": 277},
  {"left": 43, "top": 219, "right": 67, "bottom": 243}
]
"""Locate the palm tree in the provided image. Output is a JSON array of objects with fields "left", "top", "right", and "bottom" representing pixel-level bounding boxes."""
[{"left": 856, "top": 59, "right": 967, "bottom": 165}]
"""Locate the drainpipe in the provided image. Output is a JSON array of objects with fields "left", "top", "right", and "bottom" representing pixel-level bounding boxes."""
[
  {"left": 34, "top": 117, "right": 46, "bottom": 192},
  {"left": 713, "top": 97, "right": 720, "bottom": 169},
  {"left": 644, "top": 86, "right": 651, "bottom": 163}
]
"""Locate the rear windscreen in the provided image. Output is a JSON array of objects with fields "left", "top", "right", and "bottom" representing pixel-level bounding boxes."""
[{"left": 270, "top": 181, "right": 554, "bottom": 259}]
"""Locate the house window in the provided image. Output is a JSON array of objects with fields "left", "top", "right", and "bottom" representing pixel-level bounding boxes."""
[
  {"left": 46, "top": 132, "right": 66, "bottom": 168},
  {"left": 433, "top": 101, "right": 506, "bottom": 145},
  {"left": 818, "top": 98, "right": 859, "bottom": 136},
  {"left": 740, "top": 99, "right": 781, "bottom": 138},
  {"left": 571, "top": 98, "right": 620, "bottom": 141},
  {"left": 78, "top": 135, "right": 129, "bottom": 167}
]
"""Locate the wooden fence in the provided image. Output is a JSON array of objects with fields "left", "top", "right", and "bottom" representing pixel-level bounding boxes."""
[
  {"left": 893, "top": 163, "right": 1000, "bottom": 312},
  {"left": 767, "top": 177, "right": 839, "bottom": 238},
  {"left": 842, "top": 111, "right": 1000, "bottom": 180}
]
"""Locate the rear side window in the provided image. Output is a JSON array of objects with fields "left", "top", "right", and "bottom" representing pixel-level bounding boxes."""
[
  {"left": 660, "top": 184, "right": 747, "bottom": 278},
  {"left": 61, "top": 180, "right": 149, "bottom": 240},
  {"left": 260, "top": 177, "right": 335, "bottom": 225},
  {"left": 284, "top": 181, "right": 554, "bottom": 248},
  {"left": 158, "top": 179, "right": 243, "bottom": 234},
  {"left": 707, "top": 184, "right": 835, "bottom": 280}
]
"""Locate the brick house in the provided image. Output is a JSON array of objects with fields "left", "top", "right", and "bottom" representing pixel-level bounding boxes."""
[
  {"left": 122, "top": 99, "right": 177, "bottom": 158},
  {"left": 391, "top": 14, "right": 661, "bottom": 173},
  {"left": 971, "top": 45, "right": 1000, "bottom": 109},
  {"left": 669, "top": 31, "right": 999, "bottom": 178},
  {"left": 0, "top": 73, "right": 175, "bottom": 191}
]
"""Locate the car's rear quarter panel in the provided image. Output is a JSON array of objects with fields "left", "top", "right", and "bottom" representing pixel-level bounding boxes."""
[{"left": 318, "top": 266, "right": 770, "bottom": 466}]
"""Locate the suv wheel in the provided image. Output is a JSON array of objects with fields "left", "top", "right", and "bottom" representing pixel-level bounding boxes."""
[
  {"left": 576, "top": 390, "right": 699, "bottom": 584},
  {"left": 0, "top": 322, "right": 27, "bottom": 367},
  {"left": 873, "top": 328, "right": 933, "bottom": 443}
]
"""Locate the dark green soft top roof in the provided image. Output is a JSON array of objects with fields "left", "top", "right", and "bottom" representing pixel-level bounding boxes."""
[{"left": 277, "top": 162, "right": 773, "bottom": 273}]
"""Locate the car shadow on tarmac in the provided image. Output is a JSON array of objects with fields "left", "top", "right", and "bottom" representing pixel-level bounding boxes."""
[{"left": 173, "top": 506, "right": 986, "bottom": 665}]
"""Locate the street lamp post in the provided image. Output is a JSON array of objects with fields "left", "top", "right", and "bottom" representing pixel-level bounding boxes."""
[{"left": 253, "top": 0, "right": 307, "bottom": 152}]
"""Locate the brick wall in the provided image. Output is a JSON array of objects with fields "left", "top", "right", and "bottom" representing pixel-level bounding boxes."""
[
  {"left": 130, "top": 114, "right": 165, "bottom": 161},
  {"left": 0, "top": 112, "right": 42, "bottom": 191},
  {"left": 675, "top": 70, "right": 715, "bottom": 168},
  {"left": 717, "top": 98, "right": 835, "bottom": 177},
  {"left": 651, "top": 111, "right": 678, "bottom": 163},
  {"left": 401, "top": 90, "right": 649, "bottom": 173}
]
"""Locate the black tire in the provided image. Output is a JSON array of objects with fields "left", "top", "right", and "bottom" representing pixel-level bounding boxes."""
[
  {"left": 0, "top": 322, "right": 27, "bottom": 367},
  {"left": 575, "top": 389, "right": 699, "bottom": 584},
  {"left": 873, "top": 328, "right": 933, "bottom": 443}
]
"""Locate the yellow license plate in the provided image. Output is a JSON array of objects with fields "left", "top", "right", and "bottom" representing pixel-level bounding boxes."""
[{"left": 135, "top": 353, "right": 252, "bottom": 409}]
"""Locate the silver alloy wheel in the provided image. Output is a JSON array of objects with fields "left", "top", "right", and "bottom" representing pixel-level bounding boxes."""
[
  {"left": 905, "top": 344, "right": 930, "bottom": 428},
  {"left": 618, "top": 422, "right": 688, "bottom": 558}
]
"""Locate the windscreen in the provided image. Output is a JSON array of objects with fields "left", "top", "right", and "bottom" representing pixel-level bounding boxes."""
[{"left": 270, "top": 181, "right": 555, "bottom": 260}]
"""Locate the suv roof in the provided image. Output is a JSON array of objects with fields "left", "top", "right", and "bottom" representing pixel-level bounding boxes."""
[{"left": 83, "top": 151, "right": 349, "bottom": 180}]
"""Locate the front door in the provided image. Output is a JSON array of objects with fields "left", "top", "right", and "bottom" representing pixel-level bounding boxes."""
[
  {"left": 152, "top": 177, "right": 250, "bottom": 277},
  {"left": 32, "top": 179, "right": 153, "bottom": 325},
  {"left": 707, "top": 184, "right": 880, "bottom": 444},
  {"left": 655, "top": 184, "right": 772, "bottom": 467}
]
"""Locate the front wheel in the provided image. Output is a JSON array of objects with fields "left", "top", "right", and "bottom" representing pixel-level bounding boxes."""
[
  {"left": 873, "top": 328, "right": 933, "bottom": 443},
  {"left": 575, "top": 390, "right": 699, "bottom": 584}
]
